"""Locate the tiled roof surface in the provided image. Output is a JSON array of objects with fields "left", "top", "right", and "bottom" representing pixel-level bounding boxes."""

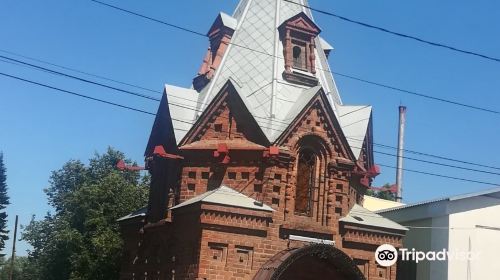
[
  {"left": 340, "top": 204, "right": 408, "bottom": 231},
  {"left": 160, "top": 0, "right": 371, "bottom": 159},
  {"left": 171, "top": 185, "right": 274, "bottom": 212}
]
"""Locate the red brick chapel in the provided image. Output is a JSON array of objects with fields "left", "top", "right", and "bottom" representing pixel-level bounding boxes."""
[{"left": 119, "top": 0, "right": 407, "bottom": 279}]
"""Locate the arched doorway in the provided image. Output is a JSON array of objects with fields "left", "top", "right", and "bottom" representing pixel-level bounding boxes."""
[{"left": 254, "top": 244, "right": 365, "bottom": 280}]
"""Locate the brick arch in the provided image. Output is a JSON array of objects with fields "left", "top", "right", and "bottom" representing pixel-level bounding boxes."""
[
  {"left": 293, "top": 133, "right": 332, "bottom": 160},
  {"left": 253, "top": 244, "right": 365, "bottom": 280}
]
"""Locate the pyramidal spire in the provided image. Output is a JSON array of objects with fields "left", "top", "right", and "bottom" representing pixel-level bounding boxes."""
[
  {"left": 191, "top": 0, "right": 342, "bottom": 141},
  {"left": 156, "top": 0, "right": 372, "bottom": 161}
]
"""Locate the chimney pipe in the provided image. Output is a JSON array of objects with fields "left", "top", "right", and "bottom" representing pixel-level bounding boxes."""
[{"left": 396, "top": 106, "right": 407, "bottom": 202}]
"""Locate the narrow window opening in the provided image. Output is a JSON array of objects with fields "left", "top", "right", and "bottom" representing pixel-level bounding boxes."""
[
  {"left": 292, "top": 46, "right": 304, "bottom": 69},
  {"left": 295, "top": 149, "right": 316, "bottom": 216}
]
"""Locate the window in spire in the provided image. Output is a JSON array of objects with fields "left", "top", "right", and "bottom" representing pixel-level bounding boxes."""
[
  {"left": 292, "top": 44, "right": 307, "bottom": 70},
  {"left": 279, "top": 12, "right": 321, "bottom": 86}
]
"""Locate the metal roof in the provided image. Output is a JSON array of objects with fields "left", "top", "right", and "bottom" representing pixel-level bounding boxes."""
[
  {"left": 340, "top": 204, "right": 408, "bottom": 231},
  {"left": 337, "top": 105, "right": 372, "bottom": 159},
  {"left": 218, "top": 12, "right": 238, "bottom": 30},
  {"left": 195, "top": 0, "right": 342, "bottom": 141},
  {"left": 117, "top": 207, "right": 146, "bottom": 222},
  {"left": 157, "top": 0, "right": 371, "bottom": 159},
  {"left": 171, "top": 185, "right": 275, "bottom": 212},
  {"left": 377, "top": 187, "right": 500, "bottom": 214},
  {"left": 163, "top": 84, "right": 199, "bottom": 144},
  {"left": 319, "top": 36, "right": 334, "bottom": 51}
]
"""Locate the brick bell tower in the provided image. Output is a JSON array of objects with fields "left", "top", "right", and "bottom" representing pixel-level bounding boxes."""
[{"left": 119, "top": 1, "right": 407, "bottom": 279}]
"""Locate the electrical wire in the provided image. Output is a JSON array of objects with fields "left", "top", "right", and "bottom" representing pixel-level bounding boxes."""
[
  {"left": 4, "top": 69, "right": 500, "bottom": 188},
  {"left": 2, "top": 53, "right": 499, "bottom": 174},
  {"left": 87, "top": 0, "right": 500, "bottom": 116},
  {"left": 284, "top": 0, "right": 500, "bottom": 63},
  {"left": 378, "top": 163, "right": 498, "bottom": 186},
  {"left": 0, "top": 54, "right": 161, "bottom": 102}
]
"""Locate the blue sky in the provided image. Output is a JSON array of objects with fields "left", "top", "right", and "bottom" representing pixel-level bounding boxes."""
[{"left": 1, "top": 0, "right": 499, "bottom": 255}]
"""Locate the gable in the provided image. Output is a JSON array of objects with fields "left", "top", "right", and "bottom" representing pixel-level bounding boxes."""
[
  {"left": 180, "top": 81, "right": 269, "bottom": 147},
  {"left": 357, "top": 117, "right": 374, "bottom": 170},
  {"left": 279, "top": 11, "right": 321, "bottom": 35},
  {"left": 276, "top": 89, "right": 356, "bottom": 161},
  {"left": 337, "top": 105, "right": 372, "bottom": 160},
  {"left": 144, "top": 88, "right": 179, "bottom": 156}
]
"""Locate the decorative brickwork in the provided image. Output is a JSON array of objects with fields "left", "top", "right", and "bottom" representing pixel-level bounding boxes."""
[
  {"left": 120, "top": 81, "right": 405, "bottom": 280},
  {"left": 120, "top": 3, "right": 405, "bottom": 279}
]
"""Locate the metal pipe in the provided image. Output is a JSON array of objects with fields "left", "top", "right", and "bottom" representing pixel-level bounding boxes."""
[{"left": 396, "top": 106, "right": 407, "bottom": 202}]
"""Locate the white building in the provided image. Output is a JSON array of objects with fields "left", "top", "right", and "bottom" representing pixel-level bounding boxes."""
[{"left": 378, "top": 187, "right": 500, "bottom": 280}]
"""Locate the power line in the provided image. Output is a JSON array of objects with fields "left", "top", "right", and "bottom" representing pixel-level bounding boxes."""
[
  {"left": 346, "top": 136, "right": 500, "bottom": 171},
  {"left": 89, "top": 0, "right": 206, "bottom": 37},
  {"left": 0, "top": 48, "right": 161, "bottom": 95},
  {"left": 333, "top": 72, "right": 500, "bottom": 115},
  {"left": 0, "top": 54, "right": 161, "bottom": 102},
  {"left": 3, "top": 52, "right": 499, "bottom": 173},
  {"left": 284, "top": 0, "right": 500, "bottom": 64},
  {"left": 87, "top": 0, "right": 500, "bottom": 116},
  {"left": 378, "top": 163, "right": 499, "bottom": 187},
  {"left": 0, "top": 52, "right": 364, "bottom": 120},
  {"left": 0, "top": 71, "right": 156, "bottom": 116},
  {"left": 374, "top": 150, "right": 500, "bottom": 176},
  {"left": 3, "top": 70, "right": 499, "bottom": 187}
]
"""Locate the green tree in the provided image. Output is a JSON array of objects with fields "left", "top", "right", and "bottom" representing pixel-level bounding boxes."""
[
  {"left": 0, "top": 256, "right": 37, "bottom": 280},
  {"left": 0, "top": 153, "right": 9, "bottom": 256},
  {"left": 366, "top": 183, "right": 397, "bottom": 201},
  {"left": 21, "top": 148, "right": 149, "bottom": 280}
]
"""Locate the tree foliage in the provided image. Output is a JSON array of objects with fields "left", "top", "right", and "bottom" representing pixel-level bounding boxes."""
[
  {"left": 0, "top": 153, "right": 9, "bottom": 256},
  {"left": 0, "top": 256, "right": 36, "bottom": 280},
  {"left": 21, "top": 148, "right": 149, "bottom": 280},
  {"left": 366, "top": 183, "right": 397, "bottom": 201}
]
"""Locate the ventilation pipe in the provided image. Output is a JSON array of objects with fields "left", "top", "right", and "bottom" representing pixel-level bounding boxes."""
[{"left": 396, "top": 106, "right": 407, "bottom": 202}]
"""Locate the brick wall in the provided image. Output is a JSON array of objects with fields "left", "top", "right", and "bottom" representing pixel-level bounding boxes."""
[{"left": 120, "top": 85, "right": 404, "bottom": 280}]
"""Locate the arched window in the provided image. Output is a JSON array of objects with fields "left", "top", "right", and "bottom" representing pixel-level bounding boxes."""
[
  {"left": 292, "top": 46, "right": 303, "bottom": 69},
  {"left": 295, "top": 149, "right": 316, "bottom": 216}
]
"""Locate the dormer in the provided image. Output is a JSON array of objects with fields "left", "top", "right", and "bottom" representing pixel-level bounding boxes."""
[
  {"left": 279, "top": 12, "right": 321, "bottom": 86},
  {"left": 319, "top": 37, "right": 334, "bottom": 59},
  {"left": 193, "top": 12, "right": 237, "bottom": 92}
]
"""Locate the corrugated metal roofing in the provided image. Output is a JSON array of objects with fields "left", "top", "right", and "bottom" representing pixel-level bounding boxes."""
[
  {"left": 340, "top": 204, "right": 408, "bottom": 231},
  {"left": 170, "top": 185, "right": 275, "bottom": 212},
  {"left": 376, "top": 187, "right": 500, "bottom": 214}
]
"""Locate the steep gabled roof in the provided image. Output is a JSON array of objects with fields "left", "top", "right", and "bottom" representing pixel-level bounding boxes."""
[
  {"left": 150, "top": 0, "right": 373, "bottom": 160},
  {"left": 337, "top": 105, "right": 372, "bottom": 159},
  {"left": 195, "top": 0, "right": 342, "bottom": 139},
  {"left": 171, "top": 185, "right": 274, "bottom": 212}
]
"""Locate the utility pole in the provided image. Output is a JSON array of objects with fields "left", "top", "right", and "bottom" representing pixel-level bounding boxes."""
[
  {"left": 396, "top": 106, "right": 407, "bottom": 203},
  {"left": 8, "top": 215, "right": 18, "bottom": 280}
]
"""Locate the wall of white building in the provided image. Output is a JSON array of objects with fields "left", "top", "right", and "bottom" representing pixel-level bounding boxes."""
[
  {"left": 448, "top": 196, "right": 500, "bottom": 280},
  {"left": 380, "top": 192, "right": 500, "bottom": 280}
]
